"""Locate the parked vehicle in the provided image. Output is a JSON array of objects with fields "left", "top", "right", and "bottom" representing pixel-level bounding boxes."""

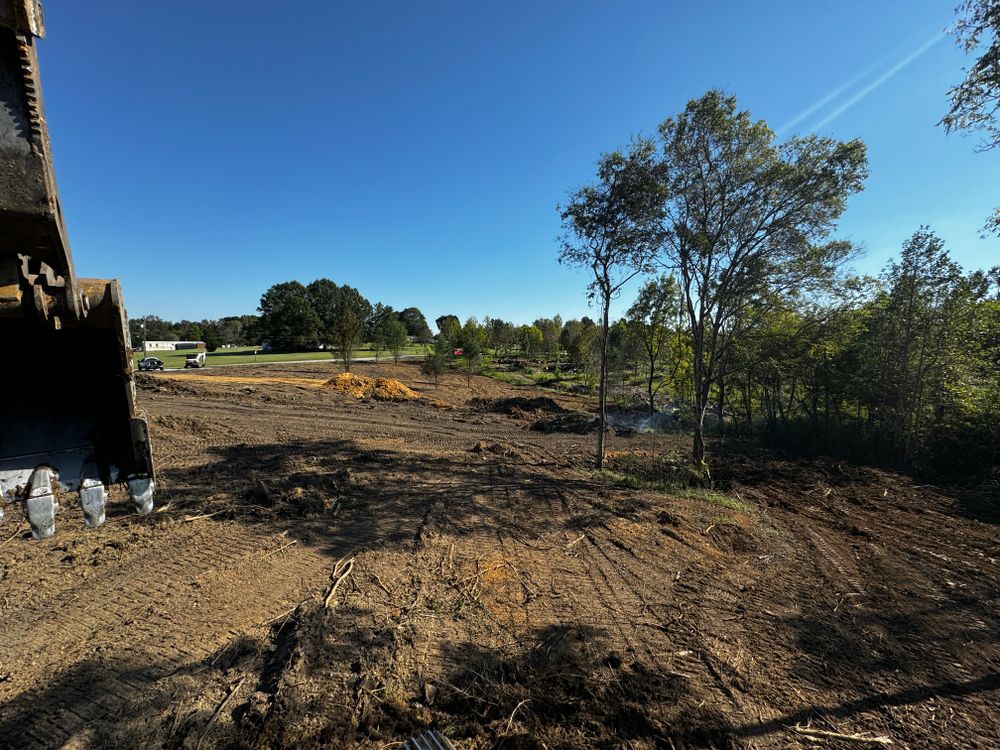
[
  {"left": 184, "top": 352, "right": 206, "bottom": 368},
  {"left": 137, "top": 357, "right": 165, "bottom": 371}
]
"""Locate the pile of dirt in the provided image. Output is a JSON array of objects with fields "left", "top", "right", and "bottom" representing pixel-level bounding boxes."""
[
  {"left": 471, "top": 396, "right": 567, "bottom": 416},
  {"left": 325, "top": 373, "right": 420, "bottom": 401},
  {"left": 531, "top": 412, "right": 602, "bottom": 434},
  {"left": 243, "top": 473, "right": 346, "bottom": 518}
]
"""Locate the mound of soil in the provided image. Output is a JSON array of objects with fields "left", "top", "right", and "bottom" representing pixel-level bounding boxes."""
[
  {"left": 531, "top": 413, "right": 602, "bottom": 434},
  {"left": 471, "top": 396, "right": 567, "bottom": 416},
  {"left": 325, "top": 373, "right": 420, "bottom": 401}
]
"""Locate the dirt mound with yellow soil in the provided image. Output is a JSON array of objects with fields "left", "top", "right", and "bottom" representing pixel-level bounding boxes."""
[{"left": 324, "top": 373, "right": 420, "bottom": 401}]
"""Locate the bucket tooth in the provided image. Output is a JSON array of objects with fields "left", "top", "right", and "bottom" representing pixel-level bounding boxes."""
[
  {"left": 26, "top": 466, "right": 59, "bottom": 540},
  {"left": 128, "top": 476, "right": 154, "bottom": 515},
  {"left": 79, "top": 478, "right": 107, "bottom": 528}
]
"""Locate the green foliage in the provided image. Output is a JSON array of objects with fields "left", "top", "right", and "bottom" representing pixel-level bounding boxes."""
[
  {"left": 399, "top": 307, "right": 433, "bottom": 341},
  {"left": 943, "top": 1, "right": 1000, "bottom": 234},
  {"left": 365, "top": 302, "right": 395, "bottom": 341},
  {"left": 628, "top": 275, "right": 681, "bottom": 413},
  {"left": 382, "top": 317, "right": 409, "bottom": 364},
  {"left": 559, "top": 137, "right": 665, "bottom": 469},
  {"left": 421, "top": 349, "right": 449, "bottom": 385},
  {"left": 458, "top": 318, "right": 486, "bottom": 383},
  {"left": 435, "top": 315, "right": 461, "bottom": 338},
  {"left": 519, "top": 324, "right": 544, "bottom": 358},
  {"left": 332, "top": 309, "right": 364, "bottom": 372},
  {"left": 258, "top": 281, "right": 322, "bottom": 351},
  {"left": 657, "top": 89, "right": 868, "bottom": 462}
]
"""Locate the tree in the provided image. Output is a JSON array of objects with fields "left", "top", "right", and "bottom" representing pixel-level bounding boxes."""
[
  {"left": 559, "top": 138, "right": 664, "bottom": 469},
  {"left": 486, "top": 317, "right": 516, "bottom": 358},
  {"left": 307, "top": 279, "right": 372, "bottom": 348},
  {"left": 519, "top": 324, "right": 543, "bottom": 358},
  {"left": 437, "top": 316, "right": 461, "bottom": 350},
  {"left": 422, "top": 331, "right": 452, "bottom": 385},
  {"left": 458, "top": 318, "right": 485, "bottom": 384},
  {"left": 534, "top": 316, "right": 564, "bottom": 371},
  {"left": 306, "top": 279, "right": 341, "bottom": 332},
  {"left": 627, "top": 274, "right": 680, "bottom": 413},
  {"left": 332, "top": 309, "right": 363, "bottom": 372},
  {"left": 435, "top": 315, "right": 461, "bottom": 338},
  {"left": 860, "top": 228, "right": 987, "bottom": 467},
  {"left": 656, "top": 90, "right": 867, "bottom": 468},
  {"left": 366, "top": 303, "right": 395, "bottom": 341},
  {"left": 399, "top": 307, "right": 434, "bottom": 342},
  {"left": 383, "top": 318, "right": 408, "bottom": 364},
  {"left": 258, "top": 281, "right": 322, "bottom": 351},
  {"left": 943, "top": 0, "right": 1000, "bottom": 234}
]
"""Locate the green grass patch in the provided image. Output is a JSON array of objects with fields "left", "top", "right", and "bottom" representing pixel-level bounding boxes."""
[
  {"left": 594, "top": 469, "right": 751, "bottom": 512},
  {"left": 134, "top": 344, "right": 428, "bottom": 369}
]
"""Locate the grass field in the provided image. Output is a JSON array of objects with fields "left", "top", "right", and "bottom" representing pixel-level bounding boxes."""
[{"left": 133, "top": 343, "right": 429, "bottom": 369}]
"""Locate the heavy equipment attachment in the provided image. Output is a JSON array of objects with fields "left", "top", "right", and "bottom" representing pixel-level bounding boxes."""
[{"left": 0, "top": 0, "right": 155, "bottom": 538}]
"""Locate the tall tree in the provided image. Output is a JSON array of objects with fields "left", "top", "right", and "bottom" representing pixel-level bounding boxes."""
[
  {"left": 519, "top": 324, "right": 544, "bottom": 358},
  {"left": 366, "top": 303, "right": 395, "bottom": 341},
  {"left": 383, "top": 317, "right": 409, "bottom": 364},
  {"left": 860, "top": 228, "right": 987, "bottom": 467},
  {"left": 332, "top": 309, "right": 363, "bottom": 372},
  {"left": 656, "top": 90, "right": 867, "bottom": 468},
  {"left": 627, "top": 274, "right": 680, "bottom": 413},
  {"left": 942, "top": 0, "right": 1000, "bottom": 233},
  {"left": 534, "top": 316, "right": 564, "bottom": 371},
  {"left": 258, "top": 281, "right": 321, "bottom": 351},
  {"left": 458, "top": 318, "right": 485, "bottom": 384},
  {"left": 559, "top": 138, "right": 665, "bottom": 468},
  {"left": 399, "top": 307, "right": 433, "bottom": 341},
  {"left": 435, "top": 315, "right": 461, "bottom": 337}
]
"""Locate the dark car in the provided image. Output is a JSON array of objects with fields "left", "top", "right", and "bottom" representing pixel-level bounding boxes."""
[{"left": 137, "top": 356, "right": 164, "bottom": 371}]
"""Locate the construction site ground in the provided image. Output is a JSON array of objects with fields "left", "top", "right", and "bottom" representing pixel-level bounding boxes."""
[{"left": 0, "top": 362, "right": 997, "bottom": 749}]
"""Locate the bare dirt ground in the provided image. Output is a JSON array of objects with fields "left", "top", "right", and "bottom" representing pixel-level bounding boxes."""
[{"left": 1, "top": 361, "right": 997, "bottom": 749}]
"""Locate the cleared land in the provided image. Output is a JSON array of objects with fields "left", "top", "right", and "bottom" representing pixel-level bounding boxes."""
[{"left": 0, "top": 362, "right": 996, "bottom": 749}]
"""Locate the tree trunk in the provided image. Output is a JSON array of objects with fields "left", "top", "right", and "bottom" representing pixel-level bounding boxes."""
[
  {"left": 647, "top": 350, "right": 657, "bottom": 414},
  {"left": 596, "top": 299, "right": 610, "bottom": 469},
  {"left": 692, "top": 336, "right": 707, "bottom": 466},
  {"left": 716, "top": 363, "right": 726, "bottom": 437}
]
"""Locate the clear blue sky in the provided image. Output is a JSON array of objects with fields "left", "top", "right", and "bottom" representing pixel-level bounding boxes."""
[{"left": 40, "top": 0, "right": 998, "bottom": 326}]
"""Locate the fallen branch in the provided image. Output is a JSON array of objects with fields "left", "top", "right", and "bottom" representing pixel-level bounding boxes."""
[
  {"left": 504, "top": 698, "right": 532, "bottom": 733},
  {"left": 323, "top": 557, "right": 356, "bottom": 608},
  {"left": 0, "top": 524, "right": 25, "bottom": 549},
  {"left": 565, "top": 534, "right": 586, "bottom": 549},
  {"left": 259, "top": 597, "right": 311, "bottom": 627},
  {"left": 371, "top": 572, "right": 394, "bottom": 598},
  {"left": 183, "top": 510, "right": 229, "bottom": 522},
  {"left": 792, "top": 724, "right": 893, "bottom": 745},
  {"left": 195, "top": 676, "right": 246, "bottom": 750},
  {"left": 262, "top": 539, "right": 298, "bottom": 559}
]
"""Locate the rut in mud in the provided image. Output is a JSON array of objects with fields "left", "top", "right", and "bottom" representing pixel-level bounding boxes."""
[{"left": 0, "top": 361, "right": 996, "bottom": 749}]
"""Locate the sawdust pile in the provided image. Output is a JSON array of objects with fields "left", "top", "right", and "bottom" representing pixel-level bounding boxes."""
[{"left": 324, "top": 373, "right": 420, "bottom": 401}]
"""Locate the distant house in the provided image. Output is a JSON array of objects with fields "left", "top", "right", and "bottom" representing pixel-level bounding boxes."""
[{"left": 141, "top": 341, "right": 205, "bottom": 351}]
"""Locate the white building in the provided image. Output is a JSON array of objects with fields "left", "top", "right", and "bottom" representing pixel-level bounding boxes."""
[{"left": 140, "top": 341, "right": 205, "bottom": 352}]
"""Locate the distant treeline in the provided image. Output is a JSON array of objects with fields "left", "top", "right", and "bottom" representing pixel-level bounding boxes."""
[{"left": 128, "top": 315, "right": 261, "bottom": 350}]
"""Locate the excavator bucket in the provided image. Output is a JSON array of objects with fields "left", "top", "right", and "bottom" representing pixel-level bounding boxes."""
[{"left": 0, "top": 0, "right": 155, "bottom": 538}]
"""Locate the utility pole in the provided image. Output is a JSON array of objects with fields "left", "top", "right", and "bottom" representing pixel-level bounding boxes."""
[{"left": 142, "top": 317, "right": 147, "bottom": 357}]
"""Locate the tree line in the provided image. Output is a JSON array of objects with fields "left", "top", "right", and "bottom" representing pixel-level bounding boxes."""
[
  {"left": 128, "top": 315, "right": 261, "bottom": 351},
  {"left": 256, "top": 279, "right": 433, "bottom": 368},
  {"left": 556, "top": 86, "right": 998, "bottom": 477}
]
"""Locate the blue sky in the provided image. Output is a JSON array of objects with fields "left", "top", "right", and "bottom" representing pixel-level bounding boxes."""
[{"left": 40, "top": 1, "right": 998, "bottom": 326}]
